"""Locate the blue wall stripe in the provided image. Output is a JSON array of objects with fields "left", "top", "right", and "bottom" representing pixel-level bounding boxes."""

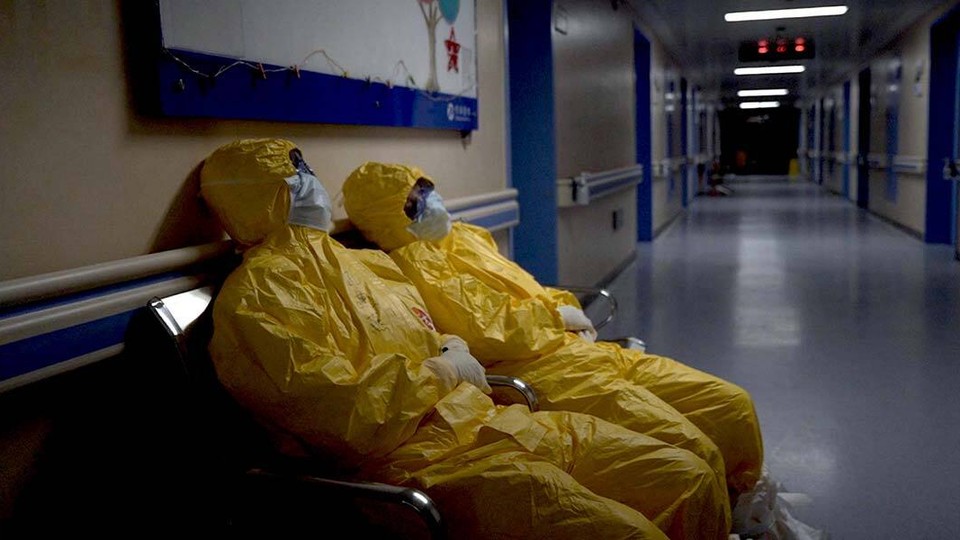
[
  {"left": 885, "top": 62, "right": 901, "bottom": 202},
  {"left": 158, "top": 49, "right": 478, "bottom": 131},
  {"left": 0, "top": 310, "right": 134, "bottom": 382}
]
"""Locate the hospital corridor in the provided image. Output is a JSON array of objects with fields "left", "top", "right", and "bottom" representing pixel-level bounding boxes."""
[
  {"left": 600, "top": 178, "right": 960, "bottom": 538},
  {"left": 2, "top": 1, "right": 960, "bottom": 539}
]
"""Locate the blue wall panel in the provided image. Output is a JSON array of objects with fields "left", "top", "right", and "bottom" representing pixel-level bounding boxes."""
[
  {"left": 635, "top": 28, "right": 653, "bottom": 241},
  {"left": 507, "top": 0, "right": 557, "bottom": 282},
  {"left": 927, "top": 6, "right": 960, "bottom": 244}
]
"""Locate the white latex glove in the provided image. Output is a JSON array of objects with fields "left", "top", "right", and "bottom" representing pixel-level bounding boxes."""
[
  {"left": 558, "top": 305, "right": 597, "bottom": 342},
  {"left": 429, "top": 336, "right": 492, "bottom": 394}
]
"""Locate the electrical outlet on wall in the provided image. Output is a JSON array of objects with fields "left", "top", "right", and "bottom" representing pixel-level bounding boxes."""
[{"left": 612, "top": 208, "right": 623, "bottom": 230}]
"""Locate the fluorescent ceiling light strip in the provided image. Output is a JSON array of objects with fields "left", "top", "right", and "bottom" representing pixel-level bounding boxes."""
[
  {"left": 738, "top": 89, "right": 789, "bottom": 97},
  {"left": 740, "top": 101, "right": 781, "bottom": 109},
  {"left": 735, "top": 65, "right": 805, "bottom": 75},
  {"left": 725, "top": 6, "right": 848, "bottom": 22}
]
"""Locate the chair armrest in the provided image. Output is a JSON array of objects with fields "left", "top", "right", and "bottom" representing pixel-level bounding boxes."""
[
  {"left": 604, "top": 336, "right": 646, "bottom": 352},
  {"left": 549, "top": 284, "right": 618, "bottom": 330},
  {"left": 485, "top": 375, "right": 540, "bottom": 412},
  {"left": 244, "top": 467, "right": 446, "bottom": 539}
]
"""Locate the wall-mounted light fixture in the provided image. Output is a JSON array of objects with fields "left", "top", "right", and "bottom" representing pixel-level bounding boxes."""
[{"left": 725, "top": 6, "right": 848, "bottom": 22}]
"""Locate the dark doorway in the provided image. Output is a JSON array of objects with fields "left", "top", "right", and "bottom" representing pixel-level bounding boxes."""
[{"left": 719, "top": 108, "right": 800, "bottom": 175}]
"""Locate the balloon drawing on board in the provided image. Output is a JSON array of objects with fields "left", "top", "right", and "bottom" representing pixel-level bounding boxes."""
[{"left": 418, "top": 0, "right": 460, "bottom": 92}]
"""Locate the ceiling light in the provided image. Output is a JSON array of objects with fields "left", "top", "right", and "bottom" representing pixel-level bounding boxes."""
[
  {"left": 740, "top": 101, "right": 781, "bottom": 109},
  {"left": 735, "top": 65, "right": 806, "bottom": 75},
  {"left": 725, "top": 6, "right": 848, "bottom": 23},
  {"left": 738, "top": 89, "right": 789, "bottom": 97}
]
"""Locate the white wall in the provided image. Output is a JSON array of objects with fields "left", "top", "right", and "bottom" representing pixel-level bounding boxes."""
[
  {"left": 822, "top": 86, "right": 844, "bottom": 194},
  {"left": 867, "top": 27, "right": 930, "bottom": 235},
  {"left": 651, "top": 48, "right": 684, "bottom": 233},
  {"left": 553, "top": 0, "right": 638, "bottom": 285},
  {"left": 827, "top": 4, "right": 960, "bottom": 235},
  {"left": 0, "top": 0, "right": 507, "bottom": 280},
  {"left": 848, "top": 76, "right": 860, "bottom": 204}
]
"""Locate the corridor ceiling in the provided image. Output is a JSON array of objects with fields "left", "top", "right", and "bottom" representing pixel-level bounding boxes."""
[{"left": 627, "top": 0, "right": 956, "bottom": 105}]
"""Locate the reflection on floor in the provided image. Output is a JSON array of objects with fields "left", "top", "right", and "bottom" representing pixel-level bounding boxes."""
[{"left": 595, "top": 177, "right": 960, "bottom": 539}]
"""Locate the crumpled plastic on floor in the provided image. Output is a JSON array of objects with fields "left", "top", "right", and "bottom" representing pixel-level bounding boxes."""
[{"left": 730, "top": 467, "right": 828, "bottom": 540}]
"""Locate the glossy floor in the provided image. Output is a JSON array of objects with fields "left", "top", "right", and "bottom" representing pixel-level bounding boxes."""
[{"left": 596, "top": 178, "right": 960, "bottom": 539}]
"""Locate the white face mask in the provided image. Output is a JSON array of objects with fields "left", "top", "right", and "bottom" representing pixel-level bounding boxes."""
[
  {"left": 286, "top": 172, "right": 333, "bottom": 232},
  {"left": 407, "top": 191, "right": 452, "bottom": 241}
]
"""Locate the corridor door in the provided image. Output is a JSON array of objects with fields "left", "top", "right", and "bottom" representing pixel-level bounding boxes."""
[{"left": 927, "top": 5, "right": 960, "bottom": 248}]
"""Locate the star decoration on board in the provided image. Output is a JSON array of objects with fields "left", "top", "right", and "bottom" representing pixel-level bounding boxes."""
[{"left": 445, "top": 27, "right": 461, "bottom": 73}]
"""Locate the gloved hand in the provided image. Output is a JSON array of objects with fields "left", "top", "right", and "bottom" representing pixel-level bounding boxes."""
[
  {"left": 559, "top": 305, "right": 597, "bottom": 342},
  {"left": 424, "top": 336, "right": 492, "bottom": 394}
]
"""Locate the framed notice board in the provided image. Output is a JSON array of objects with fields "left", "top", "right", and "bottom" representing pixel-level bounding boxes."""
[{"left": 147, "top": 0, "right": 477, "bottom": 130}]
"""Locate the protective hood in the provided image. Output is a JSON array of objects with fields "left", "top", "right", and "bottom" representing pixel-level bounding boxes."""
[
  {"left": 201, "top": 138, "right": 331, "bottom": 248},
  {"left": 343, "top": 162, "right": 430, "bottom": 251}
]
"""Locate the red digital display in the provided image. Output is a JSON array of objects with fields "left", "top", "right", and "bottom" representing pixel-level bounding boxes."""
[{"left": 740, "top": 36, "right": 815, "bottom": 62}]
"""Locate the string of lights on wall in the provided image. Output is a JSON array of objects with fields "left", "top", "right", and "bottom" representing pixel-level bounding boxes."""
[{"left": 164, "top": 47, "right": 476, "bottom": 103}]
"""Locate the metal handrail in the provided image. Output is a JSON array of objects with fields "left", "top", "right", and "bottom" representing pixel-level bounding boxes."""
[
  {"left": 244, "top": 468, "right": 446, "bottom": 539},
  {"left": 486, "top": 375, "right": 539, "bottom": 411},
  {"left": 549, "top": 285, "right": 617, "bottom": 330}
]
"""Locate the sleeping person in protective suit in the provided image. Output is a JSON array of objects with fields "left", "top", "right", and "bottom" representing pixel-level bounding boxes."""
[
  {"left": 200, "top": 139, "right": 731, "bottom": 540},
  {"left": 342, "top": 162, "right": 765, "bottom": 506}
]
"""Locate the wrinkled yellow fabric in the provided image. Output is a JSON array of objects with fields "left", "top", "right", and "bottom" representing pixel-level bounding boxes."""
[
  {"left": 200, "top": 138, "right": 297, "bottom": 248},
  {"left": 342, "top": 161, "right": 764, "bottom": 502},
  {"left": 200, "top": 142, "right": 729, "bottom": 539}
]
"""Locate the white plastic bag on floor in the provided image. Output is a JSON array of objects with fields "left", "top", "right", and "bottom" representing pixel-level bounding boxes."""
[{"left": 732, "top": 468, "right": 828, "bottom": 540}]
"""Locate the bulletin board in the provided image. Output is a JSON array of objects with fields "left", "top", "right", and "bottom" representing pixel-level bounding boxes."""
[{"left": 152, "top": 0, "right": 478, "bottom": 130}]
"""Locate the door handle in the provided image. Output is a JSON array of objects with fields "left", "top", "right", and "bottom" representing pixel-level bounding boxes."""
[{"left": 943, "top": 158, "right": 960, "bottom": 180}]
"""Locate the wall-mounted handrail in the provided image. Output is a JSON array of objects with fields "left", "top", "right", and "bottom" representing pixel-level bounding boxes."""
[
  {"left": 867, "top": 153, "right": 888, "bottom": 169},
  {"left": 445, "top": 189, "right": 518, "bottom": 213},
  {"left": 892, "top": 155, "right": 927, "bottom": 175},
  {"left": 557, "top": 164, "right": 643, "bottom": 207},
  {"left": 0, "top": 190, "right": 521, "bottom": 308},
  {"left": 0, "top": 241, "right": 234, "bottom": 309},
  {"left": 0, "top": 188, "right": 522, "bottom": 394}
]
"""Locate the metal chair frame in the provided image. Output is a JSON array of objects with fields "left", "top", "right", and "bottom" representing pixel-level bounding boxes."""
[{"left": 147, "top": 286, "right": 539, "bottom": 538}]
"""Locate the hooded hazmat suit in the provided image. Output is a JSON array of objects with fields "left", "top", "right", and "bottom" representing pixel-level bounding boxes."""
[
  {"left": 200, "top": 139, "right": 731, "bottom": 540},
  {"left": 342, "top": 162, "right": 764, "bottom": 502}
]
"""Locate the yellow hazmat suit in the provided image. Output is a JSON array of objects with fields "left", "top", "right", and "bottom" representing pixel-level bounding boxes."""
[
  {"left": 200, "top": 139, "right": 730, "bottom": 540},
  {"left": 342, "top": 162, "right": 764, "bottom": 500}
]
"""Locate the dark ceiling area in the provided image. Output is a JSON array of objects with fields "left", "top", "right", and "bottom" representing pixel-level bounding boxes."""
[{"left": 627, "top": 0, "right": 954, "bottom": 105}]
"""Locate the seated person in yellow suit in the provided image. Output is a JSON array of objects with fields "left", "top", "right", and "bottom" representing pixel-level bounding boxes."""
[
  {"left": 342, "top": 162, "right": 764, "bottom": 505},
  {"left": 200, "top": 139, "right": 731, "bottom": 540}
]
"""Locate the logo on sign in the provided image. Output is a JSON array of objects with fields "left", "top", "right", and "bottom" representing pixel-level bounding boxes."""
[{"left": 445, "top": 103, "right": 473, "bottom": 123}]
